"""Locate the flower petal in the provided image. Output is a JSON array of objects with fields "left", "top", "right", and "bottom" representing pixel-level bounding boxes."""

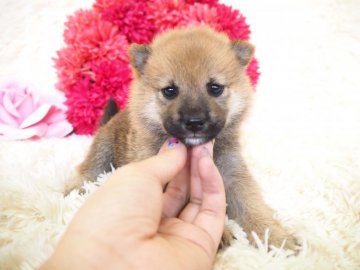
[
  {"left": 13, "top": 92, "right": 27, "bottom": 108},
  {"left": 17, "top": 95, "right": 35, "bottom": 117},
  {"left": 0, "top": 106, "right": 18, "bottom": 127},
  {"left": 44, "top": 121, "right": 73, "bottom": 138},
  {"left": 0, "top": 122, "right": 47, "bottom": 140},
  {"left": 3, "top": 92, "right": 21, "bottom": 117},
  {"left": 42, "top": 107, "right": 67, "bottom": 124},
  {"left": 20, "top": 104, "right": 52, "bottom": 128}
]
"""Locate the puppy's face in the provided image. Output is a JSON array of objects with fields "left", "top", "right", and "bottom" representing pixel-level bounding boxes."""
[{"left": 129, "top": 26, "right": 254, "bottom": 145}]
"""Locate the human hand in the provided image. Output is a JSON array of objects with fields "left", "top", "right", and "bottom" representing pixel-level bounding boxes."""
[{"left": 40, "top": 138, "right": 226, "bottom": 270}]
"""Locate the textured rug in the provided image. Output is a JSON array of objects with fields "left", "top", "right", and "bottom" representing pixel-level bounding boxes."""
[{"left": 1, "top": 0, "right": 359, "bottom": 269}]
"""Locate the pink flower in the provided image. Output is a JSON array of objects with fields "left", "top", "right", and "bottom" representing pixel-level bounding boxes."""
[{"left": 0, "top": 81, "right": 73, "bottom": 140}]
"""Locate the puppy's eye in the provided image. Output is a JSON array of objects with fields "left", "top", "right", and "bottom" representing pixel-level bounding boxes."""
[
  {"left": 207, "top": 83, "right": 224, "bottom": 97},
  {"left": 161, "top": 85, "right": 179, "bottom": 100}
]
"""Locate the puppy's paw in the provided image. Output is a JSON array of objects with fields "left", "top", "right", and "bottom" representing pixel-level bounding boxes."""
[
  {"left": 219, "top": 225, "right": 236, "bottom": 250},
  {"left": 250, "top": 221, "right": 298, "bottom": 251},
  {"left": 63, "top": 170, "right": 85, "bottom": 196},
  {"left": 268, "top": 227, "right": 298, "bottom": 250}
]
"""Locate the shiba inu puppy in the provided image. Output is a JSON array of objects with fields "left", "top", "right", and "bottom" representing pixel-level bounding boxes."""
[{"left": 65, "top": 26, "right": 296, "bottom": 249}]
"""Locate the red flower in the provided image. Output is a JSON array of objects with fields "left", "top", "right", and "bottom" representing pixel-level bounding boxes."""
[
  {"left": 215, "top": 3, "right": 250, "bottom": 40},
  {"left": 90, "top": 60, "right": 131, "bottom": 111},
  {"left": 65, "top": 60, "right": 131, "bottom": 134},
  {"left": 63, "top": 9, "right": 124, "bottom": 59},
  {"left": 180, "top": 3, "right": 220, "bottom": 28},
  {"left": 93, "top": 0, "right": 124, "bottom": 9},
  {"left": 95, "top": 0, "right": 156, "bottom": 44},
  {"left": 247, "top": 58, "right": 260, "bottom": 87},
  {"left": 185, "top": 0, "right": 219, "bottom": 5},
  {"left": 146, "top": 0, "right": 188, "bottom": 33},
  {"left": 65, "top": 78, "right": 98, "bottom": 135},
  {"left": 56, "top": 0, "right": 260, "bottom": 135},
  {"left": 55, "top": 45, "right": 85, "bottom": 93},
  {"left": 54, "top": 9, "right": 129, "bottom": 93}
]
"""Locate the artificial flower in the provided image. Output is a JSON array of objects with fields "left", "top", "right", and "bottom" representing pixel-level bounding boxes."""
[
  {"left": 95, "top": 0, "right": 156, "bottom": 44},
  {"left": 65, "top": 60, "right": 131, "bottom": 134},
  {"left": 55, "top": 0, "right": 260, "bottom": 135},
  {"left": 0, "top": 81, "right": 73, "bottom": 140},
  {"left": 215, "top": 3, "right": 250, "bottom": 40}
]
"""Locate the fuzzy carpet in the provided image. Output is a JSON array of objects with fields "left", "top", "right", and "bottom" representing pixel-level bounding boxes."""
[{"left": 1, "top": 0, "right": 360, "bottom": 269}]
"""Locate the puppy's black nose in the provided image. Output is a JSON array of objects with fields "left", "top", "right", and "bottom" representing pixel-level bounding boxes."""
[{"left": 185, "top": 118, "right": 205, "bottom": 132}]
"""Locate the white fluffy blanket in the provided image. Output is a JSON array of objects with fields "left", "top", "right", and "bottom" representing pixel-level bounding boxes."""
[{"left": 1, "top": 0, "right": 359, "bottom": 269}]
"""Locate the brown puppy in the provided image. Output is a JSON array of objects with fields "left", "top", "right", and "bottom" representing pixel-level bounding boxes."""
[{"left": 65, "top": 26, "right": 296, "bottom": 249}]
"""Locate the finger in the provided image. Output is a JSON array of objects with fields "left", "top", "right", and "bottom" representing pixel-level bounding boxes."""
[
  {"left": 124, "top": 137, "right": 187, "bottom": 189},
  {"left": 78, "top": 138, "right": 187, "bottom": 236},
  {"left": 193, "top": 146, "right": 226, "bottom": 252},
  {"left": 178, "top": 141, "right": 213, "bottom": 222},
  {"left": 177, "top": 146, "right": 202, "bottom": 222},
  {"left": 162, "top": 148, "right": 191, "bottom": 218}
]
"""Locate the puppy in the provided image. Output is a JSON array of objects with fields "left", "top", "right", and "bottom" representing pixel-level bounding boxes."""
[{"left": 65, "top": 26, "right": 296, "bottom": 249}]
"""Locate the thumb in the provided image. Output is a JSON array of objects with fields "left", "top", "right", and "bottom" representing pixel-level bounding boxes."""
[{"left": 125, "top": 137, "right": 187, "bottom": 188}]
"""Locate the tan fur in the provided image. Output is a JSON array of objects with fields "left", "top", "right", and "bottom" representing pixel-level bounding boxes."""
[{"left": 65, "top": 26, "right": 296, "bottom": 249}]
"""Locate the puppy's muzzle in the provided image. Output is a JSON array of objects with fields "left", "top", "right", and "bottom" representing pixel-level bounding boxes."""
[{"left": 164, "top": 111, "right": 223, "bottom": 146}]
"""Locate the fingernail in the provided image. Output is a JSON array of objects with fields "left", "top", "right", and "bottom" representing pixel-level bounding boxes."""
[
  {"left": 159, "top": 137, "right": 181, "bottom": 153},
  {"left": 167, "top": 137, "right": 179, "bottom": 148}
]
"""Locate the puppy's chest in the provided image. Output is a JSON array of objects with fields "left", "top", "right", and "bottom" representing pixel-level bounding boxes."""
[
  {"left": 114, "top": 128, "right": 165, "bottom": 165},
  {"left": 214, "top": 144, "right": 243, "bottom": 186}
]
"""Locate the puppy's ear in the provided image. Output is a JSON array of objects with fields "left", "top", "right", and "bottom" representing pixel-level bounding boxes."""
[
  {"left": 129, "top": 44, "right": 151, "bottom": 75},
  {"left": 231, "top": 41, "right": 255, "bottom": 67}
]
